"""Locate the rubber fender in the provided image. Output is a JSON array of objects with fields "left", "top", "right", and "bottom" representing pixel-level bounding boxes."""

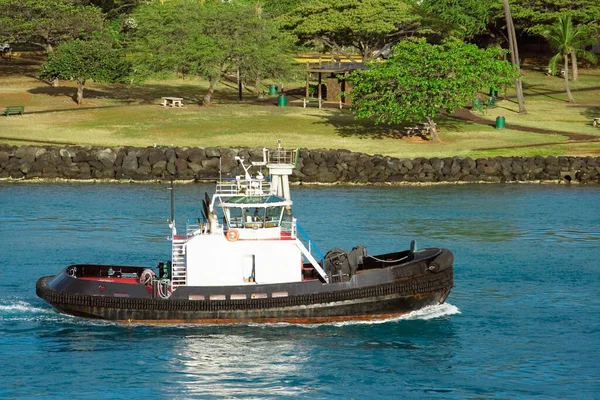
[{"left": 427, "top": 249, "right": 454, "bottom": 273}]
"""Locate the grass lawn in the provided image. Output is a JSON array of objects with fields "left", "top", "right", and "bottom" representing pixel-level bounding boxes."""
[{"left": 1, "top": 54, "right": 599, "bottom": 158}]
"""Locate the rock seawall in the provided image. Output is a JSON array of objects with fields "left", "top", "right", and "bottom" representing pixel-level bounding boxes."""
[{"left": 0, "top": 145, "right": 598, "bottom": 184}]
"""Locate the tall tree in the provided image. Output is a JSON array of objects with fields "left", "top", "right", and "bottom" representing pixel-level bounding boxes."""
[
  {"left": 0, "top": 0, "right": 104, "bottom": 52},
  {"left": 544, "top": 16, "right": 597, "bottom": 102},
  {"left": 509, "top": 0, "right": 600, "bottom": 80},
  {"left": 38, "top": 38, "right": 131, "bottom": 104},
  {"left": 281, "top": 0, "right": 421, "bottom": 62},
  {"left": 346, "top": 39, "right": 518, "bottom": 142},
  {"left": 78, "top": 0, "right": 143, "bottom": 19},
  {"left": 129, "top": 0, "right": 297, "bottom": 105},
  {"left": 510, "top": 0, "right": 600, "bottom": 35},
  {"left": 502, "top": 0, "right": 526, "bottom": 113},
  {"left": 415, "top": 0, "right": 494, "bottom": 40}
]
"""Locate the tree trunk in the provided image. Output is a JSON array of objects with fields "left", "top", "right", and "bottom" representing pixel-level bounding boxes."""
[
  {"left": 76, "top": 80, "right": 85, "bottom": 105},
  {"left": 42, "top": 43, "right": 60, "bottom": 87},
  {"left": 571, "top": 50, "right": 578, "bottom": 81},
  {"left": 502, "top": 0, "right": 526, "bottom": 113},
  {"left": 203, "top": 75, "right": 219, "bottom": 105},
  {"left": 237, "top": 68, "right": 242, "bottom": 102},
  {"left": 255, "top": 76, "right": 263, "bottom": 98},
  {"left": 426, "top": 117, "right": 440, "bottom": 143},
  {"left": 564, "top": 55, "right": 575, "bottom": 103}
]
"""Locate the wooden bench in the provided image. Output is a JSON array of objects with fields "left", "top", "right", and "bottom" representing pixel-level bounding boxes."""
[
  {"left": 593, "top": 118, "right": 600, "bottom": 128},
  {"left": 404, "top": 123, "right": 433, "bottom": 140},
  {"left": 302, "top": 98, "right": 344, "bottom": 109},
  {"left": 303, "top": 97, "right": 322, "bottom": 108},
  {"left": 3, "top": 106, "right": 24, "bottom": 116},
  {"left": 486, "top": 96, "right": 497, "bottom": 107},
  {"left": 161, "top": 97, "right": 183, "bottom": 107}
]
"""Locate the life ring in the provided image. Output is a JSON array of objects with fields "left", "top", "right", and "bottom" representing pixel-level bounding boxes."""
[{"left": 226, "top": 229, "right": 239, "bottom": 242}]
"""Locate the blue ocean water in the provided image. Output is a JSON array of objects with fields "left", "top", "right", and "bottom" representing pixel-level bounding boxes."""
[{"left": 1, "top": 182, "right": 599, "bottom": 399}]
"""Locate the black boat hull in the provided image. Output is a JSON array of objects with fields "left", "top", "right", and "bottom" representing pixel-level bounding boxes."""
[{"left": 36, "top": 248, "right": 454, "bottom": 324}]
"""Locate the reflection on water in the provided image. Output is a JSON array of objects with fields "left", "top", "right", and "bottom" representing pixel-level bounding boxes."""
[{"left": 173, "top": 333, "right": 307, "bottom": 397}]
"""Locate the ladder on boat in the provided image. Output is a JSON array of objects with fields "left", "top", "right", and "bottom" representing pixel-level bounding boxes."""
[{"left": 171, "top": 238, "right": 187, "bottom": 287}]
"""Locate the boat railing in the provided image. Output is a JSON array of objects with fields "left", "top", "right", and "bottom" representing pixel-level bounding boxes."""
[
  {"left": 186, "top": 219, "right": 208, "bottom": 236},
  {"left": 215, "top": 178, "right": 271, "bottom": 196},
  {"left": 296, "top": 223, "right": 325, "bottom": 264},
  {"left": 267, "top": 148, "right": 298, "bottom": 166},
  {"left": 281, "top": 219, "right": 297, "bottom": 238}
]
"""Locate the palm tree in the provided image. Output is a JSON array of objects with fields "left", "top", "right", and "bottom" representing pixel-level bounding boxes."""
[
  {"left": 502, "top": 0, "right": 526, "bottom": 113},
  {"left": 544, "top": 16, "right": 597, "bottom": 102}
]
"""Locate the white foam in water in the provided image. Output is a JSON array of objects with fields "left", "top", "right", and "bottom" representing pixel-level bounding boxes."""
[
  {"left": 244, "top": 303, "right": 462, "bottom": 329},
  {"left": 329, "top": 303, "right": 461, "bottom": 327},
  {"left": 0, "top": 300, "right": 54, "bottom": 315}
]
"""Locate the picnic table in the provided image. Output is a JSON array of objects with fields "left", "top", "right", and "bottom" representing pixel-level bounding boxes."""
[{"left": 161, "top": 97, "right": 183, "bottom": 107}]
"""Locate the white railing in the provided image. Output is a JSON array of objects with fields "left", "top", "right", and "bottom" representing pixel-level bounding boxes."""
[
  {"left": 280, "top": 219, "right": 297, "bottom": 238},
  {"left": 215, "top": 179, "right": 271, "bottom": 196},
  {"left": 267, "top": 148, "right": 297, "bottom": 166}
]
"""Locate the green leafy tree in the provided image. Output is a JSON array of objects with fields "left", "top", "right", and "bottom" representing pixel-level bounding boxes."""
[
  {"left": 508, "top": 0, "right": 600, "bottom": 80},
  {"left": 39, "top": 39, "right": 131, "bottom": 104},
  {"left": 259, "top": 0, "right": 310, "bottom": 18},
  {"left": 129, "top": 0, "right": 297, "bottom": 105},
  {"left": 346, "top": 39, "right": 518, "bottom": 142},
  {"left": 544, "top": 16, "right": 597, "bottom": 102},
  {"left": 0, "top": 0, "right": 104, "bottom": 52},
  {"left": 509, "top": 0, "right": 600, "bottom": 36},
  {"left": 78, "top": 0, "right": 143, "bottom": 19},
  {"left": 281, "top": 0, "right": 421, "bottom": 62},
  {"left": 415, "top": 0, "right": 494, "bottom": 40}
]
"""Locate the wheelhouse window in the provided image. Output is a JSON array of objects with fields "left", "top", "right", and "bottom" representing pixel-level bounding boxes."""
[{"left": 220, "top": 195, "right": 290, "bottom": 229}]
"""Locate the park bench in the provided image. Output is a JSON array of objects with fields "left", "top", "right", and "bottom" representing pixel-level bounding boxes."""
[
  {"left": 404, "top": 123, "right": 432, "bottom": 140},
  {"left": 3, "top": 106, "right": 24, "bottom": 116},
  {"left": 303, "top": 97, "right": 322, "bottom": 109},
  {"left": 302, "top": 97, "right": 344, "bottom": 109},
  {"left": 486, "top": 96, "right": 497, "bottom": 107},
  {"left": 161, "top": 97, "right": 183, "bottom": 107}
]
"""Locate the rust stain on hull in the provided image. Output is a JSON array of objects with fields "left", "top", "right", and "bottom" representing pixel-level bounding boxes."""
[{"left": 119, "top": 311, "right": 416, "bottom": 325}]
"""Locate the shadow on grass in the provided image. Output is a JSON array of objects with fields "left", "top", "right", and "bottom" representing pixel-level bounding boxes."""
[
  {"left": 580, "top": 106, "right": 600, "bottom": 126},
  {"left": 0, "top": 55, "right": 44, "bottom": 80},
  {"left": 26, "top": 80, "right": 254, "bottom": 106},
  {"left": 521, "top": 82, "right": 566, "bottom": 101},
  {"left": 522, "top": 81, "right": 600, "bottom": 100},
  {"left": 312, "top": 111, "right": 464, "bottom": 140}
]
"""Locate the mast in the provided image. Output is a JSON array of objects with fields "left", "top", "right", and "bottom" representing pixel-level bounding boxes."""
[
  {"left": 168, "top": 179, "right": 176, "bottom": 236},
  {"left": 267, "top": 139, "right": 297, "bottom": 202}
]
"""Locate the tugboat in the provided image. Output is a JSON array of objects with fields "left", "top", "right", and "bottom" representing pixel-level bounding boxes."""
[{"left": 36, "top": 144, "right": 454, "bottom": 324}]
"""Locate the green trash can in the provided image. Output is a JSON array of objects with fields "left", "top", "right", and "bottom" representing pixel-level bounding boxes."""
[
  {"left": 269, "top": 84, "right": 278, "bottom": 96},
  {"left": 495, "top": 116, "right": 505, "bottom": 129},
  {"left": 277, "top": 94, "right": 287, "bottom": 107}
]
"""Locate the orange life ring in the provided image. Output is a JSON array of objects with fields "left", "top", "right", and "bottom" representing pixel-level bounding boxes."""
[{"left": 226, "top": 229, "right": 239, "bottom": 242}]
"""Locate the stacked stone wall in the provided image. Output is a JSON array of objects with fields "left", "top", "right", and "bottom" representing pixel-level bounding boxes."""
[{"left": 0, "top": 145, "right": 598, "bottom": 184}]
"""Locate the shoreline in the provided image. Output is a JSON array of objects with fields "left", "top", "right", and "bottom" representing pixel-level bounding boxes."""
[
  {"left": 0, "top": 177, "right": 590, "bottom": 186},
  {"left": 1, "top": 145, "right": 599, "bottom": 185}
]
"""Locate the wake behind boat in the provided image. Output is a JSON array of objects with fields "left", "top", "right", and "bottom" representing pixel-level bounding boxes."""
[{"left": 36, "top": 143, "right": 454, "bottom": 324}]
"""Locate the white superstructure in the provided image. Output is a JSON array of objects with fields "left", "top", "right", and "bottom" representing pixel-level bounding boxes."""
[{"left": 169, "top": 144, "right": 328, "bottom": 290}]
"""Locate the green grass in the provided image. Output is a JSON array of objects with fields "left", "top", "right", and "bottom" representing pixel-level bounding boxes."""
[{"left": 1, "top": 53, "right": 599, "bottom": 158}]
